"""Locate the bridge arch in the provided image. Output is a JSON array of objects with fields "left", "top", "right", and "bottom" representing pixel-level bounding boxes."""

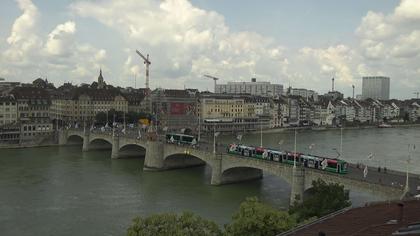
[
  {"left": 219, "top": 156, "right": 295, "bottom": 186},
  {"left": 67, "top": 134, "right": 84, "bottom": 144},
  {"left": 163, "top": 153, "right": 206, "bottom": 169},
  {"left": 118, "top": 143, "right": 147, "bottom": 158},
  {"left": 89, "top": 137, "right": 112, "bottom": 150},
  {"left": 220, "top": 166, "right": 263, "bottom": 184}
]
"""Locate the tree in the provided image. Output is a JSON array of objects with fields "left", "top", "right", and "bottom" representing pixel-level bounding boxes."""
[
  {"left": 224, "top": 197, "right": 296, "bottom": 236},
  {"left": 95, "top": 112, "right": 107, "bottom": 125},
  {"left": 126, "top": 212, "right": 222, "bottom": 236},
  {"left": 289, "top": 179, "right": 351, "bottom": 222}
]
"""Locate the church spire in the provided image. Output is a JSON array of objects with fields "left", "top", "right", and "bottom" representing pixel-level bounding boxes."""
[{"left": 98, "top": 68, "right": 105, "bottom": 89}]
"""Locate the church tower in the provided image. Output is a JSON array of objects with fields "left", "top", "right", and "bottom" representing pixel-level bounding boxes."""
[{"left": 98, "top": 69, "right": 105, "bottom": 89}]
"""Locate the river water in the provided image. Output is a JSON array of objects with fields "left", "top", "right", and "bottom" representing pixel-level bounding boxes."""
[{"left": 0, "top": 127, "right": 419, "bottom": 235}]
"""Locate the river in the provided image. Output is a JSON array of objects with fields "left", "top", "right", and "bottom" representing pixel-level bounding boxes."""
[{"left": 0, "top": 127, "right": 419, "bottom": 235}]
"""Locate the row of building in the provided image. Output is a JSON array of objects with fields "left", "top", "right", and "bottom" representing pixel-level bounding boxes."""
[{"left": 0, "top": 72, "right": 417, "bottom": 144}]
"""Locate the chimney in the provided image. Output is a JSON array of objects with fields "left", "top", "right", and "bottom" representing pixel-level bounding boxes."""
[
  {"left": 398, "top": 202, "right": 404, "bottom": 223},
  {"left": 251, "top": 78, "right": 256, "bottom": 82}
]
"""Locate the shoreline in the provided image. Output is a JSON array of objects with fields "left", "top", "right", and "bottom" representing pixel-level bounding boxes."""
[{"left": 249, "top": 123, "right": 420, "bottom": 134}]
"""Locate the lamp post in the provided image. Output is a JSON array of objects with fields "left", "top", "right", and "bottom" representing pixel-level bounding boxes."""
[
  {"left": 294, "top": 128, "right": 297, "bottom": 168},
  {"left": 213, "top": 123, "right": 216, "bottom": 154},
  {"left": 260, "top": 121, "right": 263, "bottom": 147},
  {"left": 340, "top": 126, "right": 343, "bottom": 159}
]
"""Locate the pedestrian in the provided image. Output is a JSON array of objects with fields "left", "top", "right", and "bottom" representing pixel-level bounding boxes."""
[
  {"left": 378, "top": 166, "right": 381, "bottom": 172},
  {"left": 384, "top": 167, "right": 387, "bottom": 173}
]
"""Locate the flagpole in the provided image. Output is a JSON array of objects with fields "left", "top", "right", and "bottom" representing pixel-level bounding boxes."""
[{"left": 294, "top": 128, "right": 297, "bottom": 168}]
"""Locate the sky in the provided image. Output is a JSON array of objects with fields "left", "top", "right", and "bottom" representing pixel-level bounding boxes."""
[{"left": 0, "top": 0, "right": 419, "bottom": 99}]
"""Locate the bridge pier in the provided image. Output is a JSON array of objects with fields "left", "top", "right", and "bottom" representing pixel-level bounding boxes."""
[
  {"left": 58, "top": 130, "right": 68, "bottom": 145},
  {"left": 82, "top": 132, "right": 90, "bottom": 152},
  {"left": 290, "top": 167, "right": 305, "bottom": 206},
  {"left": 111, "top": 135, "right": 120, "bottom": 159},
  {"left": 210, "top": 155, "right": 222, "bottom": 185},
  {"left": 143, "top": 140, "right": 164, "bottom": 170}
]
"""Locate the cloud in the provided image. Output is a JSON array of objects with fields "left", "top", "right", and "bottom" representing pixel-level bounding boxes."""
[
  {"left": 71, "top": 0, "right": 292, "bottom": 89},
  {"left": 4, "top": 0, "right": 41, "bottom": 63},
  {"left": 1, "top": 0, "right": 419, "bottom": 99},
  {"left": 45, "top": 21, "right": 76, "bottom": 57},
  {"left": 354, "top": 0, "right": 420, "bottom": 97},
  {"left": 0, "top": 0, "right": 107, "bottom": 86},
  {"left": 394, "top": 0, "right": 420, "bottom": 21}
]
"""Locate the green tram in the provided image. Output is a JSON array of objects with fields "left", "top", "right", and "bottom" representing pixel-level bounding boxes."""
[
  {"left": 227, "top": 144, "right": 348, "bottom": 174},
  {"left": 166, "top": 133, "right": 196, "bottom": 145}
]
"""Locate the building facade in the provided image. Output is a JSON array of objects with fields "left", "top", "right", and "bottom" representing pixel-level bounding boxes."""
[
  {"left": 151, "top": 89, "right": 198, "bottom": 131},
  {"left": 0, "top": 96, "right": 17, "bottom": 126},
  {"left": 215, "top": 78, "right": 283, "bottom": 97},
  {"left": 362, "top": 76, "right": 390, "bottom": 100},
  {"left": 9, "top": 87, "right": 53, "bottom": 141}
]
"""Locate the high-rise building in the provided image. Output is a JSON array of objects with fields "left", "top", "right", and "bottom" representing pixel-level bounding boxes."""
[
  {"left": 215, "top": 78, "right": 283, "bottom": 97},
  {"left": 362, "top": 76, "right": 390, "bottom": 100}
]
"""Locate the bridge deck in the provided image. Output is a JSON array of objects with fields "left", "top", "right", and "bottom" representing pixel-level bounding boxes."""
[{"left": 65, "top": 129, "right": 420, "bottom": 196}]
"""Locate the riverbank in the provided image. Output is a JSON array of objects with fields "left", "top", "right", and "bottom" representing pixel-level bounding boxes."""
[
  {"left": 0, "top": 135, "right": 58, "bottom": 149},
  {"left": 249, "top": 123, "right": 420, "bottom": 135}
]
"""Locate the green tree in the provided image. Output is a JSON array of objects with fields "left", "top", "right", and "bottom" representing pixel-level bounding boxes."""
[
  {"left": 289, "top": 179, "right": 351, "bottom": 222},
  {"left": 95, "top": 112, "right": 107, "bottom": 124},
  {"left": 224, "top": 197, "right": 296, "bottom": 236},
  {"left": 127, "top": 212, "right": 222, "bottom": 236}
]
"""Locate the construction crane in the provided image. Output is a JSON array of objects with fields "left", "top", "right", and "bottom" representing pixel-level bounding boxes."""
[
  {"left": 135, "top": 50, "right": 151, "bottom": 89},
  {"left": 203, "top": 74, "right": 220, "bottom": 93},
  {"left": 414, "top": 92, "right": 420, "bottom": 99},
  {"left": 135, "top": 49, "right": 152, "bottom": 114}
]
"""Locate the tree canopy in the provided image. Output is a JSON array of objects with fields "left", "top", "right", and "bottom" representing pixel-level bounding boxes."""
[
  {"left": 289, "top": 179, "right": 351, "bottom": 222},
  {"left": 126, "top": 212, "right": 222, "bottom": 236},
  {"left": 224, "top": 197, "right": 296, "bottom": 236}
]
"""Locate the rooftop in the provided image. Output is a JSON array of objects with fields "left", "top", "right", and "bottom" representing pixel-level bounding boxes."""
[{"left": 282, "top": 199, "right": 420, "bottom": 236}]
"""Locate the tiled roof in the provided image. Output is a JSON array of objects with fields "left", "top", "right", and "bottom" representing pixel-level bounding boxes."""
[
  {"left": 283, "top": 199, "right": 420, "bottom": 236},
  {"left": 10, "top": 87, "right": 50, "bottom": 99}
]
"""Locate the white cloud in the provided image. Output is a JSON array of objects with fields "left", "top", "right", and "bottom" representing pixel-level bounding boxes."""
[
  {"left": 0, "top": 0, "right": 107, "bottom": 86},
  {"left": 45, "top": 21, "right": 76, "bottom": 56},
  {"left": 394, "top": 0, "right": 420, "bottom": 21},
  {"left": 1, "top": 0, "right": 419, "bottom": 99},
  {"left": 71, "top": 0, "right": 291, "bottom": 89},
  {"left": 4, "top": 0, "right": 41, "bottom": 63}
]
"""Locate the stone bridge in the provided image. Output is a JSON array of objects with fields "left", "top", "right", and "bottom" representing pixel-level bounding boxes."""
[{"left": 59, "top": 130, "right": 407, "bottom": 205}]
